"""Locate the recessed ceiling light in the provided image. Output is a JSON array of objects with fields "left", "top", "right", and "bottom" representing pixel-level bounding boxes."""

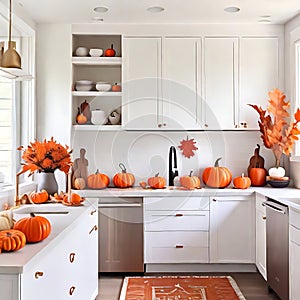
[
  {"left": 258, "top": 19, "right": 271, "bottom": 23},
  {"left": 224, "top": 6, "right": 240, "bottom": 13},
  {"left": 147, "top": 6, "right": 165, "bottom": 13},
  {"left": 94, "top": 6, "right": 108, "bottom": 13}
]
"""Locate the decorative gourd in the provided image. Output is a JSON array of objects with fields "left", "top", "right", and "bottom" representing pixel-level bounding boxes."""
[
  {"left": 202, "top": 157, "right": 232, "bottom": 188},
  {"left": 63, "top": 193, "right": 83, "bottom": 205},
  {"left": 113, "top": 163, "right": 135, "bottom": 188},
  {"left": 104, "top": 44, "right": 116, "bottom": 57},
  {"left": 247, "top": 144, "right": 265, "bottom": 176},
  {"left": 80, "top": 100, "right": 91, "bottom": 122},
  {"left": 0, "top": 229, "right": 26, "bottom": 253},
  {"left": 268, "top": 166, "right": 285, "bottom": 179},
  {"left": 87, "top": 170, "right": 110, "bottom": 189},
  {"left": 29, "top": 190, "right": 49, "bottom": 204},
  {"left": 233, "top": 173, "right": 251, "bottom": 189},
  {"left": 180, "top": 171, "right": 201, "bottom": 189},
  {"left": 14, "top": 213, "right": 51, "bottom": 243},
  {"left": 173, "top": 176, "right": 181, "bottom": 187},
  {"left": 0, "top": 210, "right": 14, "bottom": 231},
  {"left": 74, "top": 177, "right": 86, "bottom": 190},
  {"left": 249, "top": 167, "right": 267, "bottom": 186},
  {"left": 76, "top": 113, "right": 87, "bottom": 125},
  {"left": 147, "top": 173, "right": 166, "bottom": 189},
  {"left": 111, "top": 83, "right": 121, "bottom": 92}
]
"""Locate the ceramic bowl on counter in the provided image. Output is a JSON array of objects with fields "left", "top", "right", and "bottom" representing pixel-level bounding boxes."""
[
  {"left": 96, "top": 82, "right": 112, "bottom": 92},
  {"left": 75, "top": 80, "right": 94, "bottom": 91},
  {"left": 89, "top": 48, "right": 103, "bottom": 57},
  {"left": 75, "top": 47, "right": 89, "bottom": 57}
]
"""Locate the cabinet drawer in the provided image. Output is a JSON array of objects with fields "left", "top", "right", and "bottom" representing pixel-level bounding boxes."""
[
  {"left": 290, "top": 208, "right": 300, "bottom": 229},
  {"left": 145, "top": 231, "right": 209, "bottom": 263},
  {"left": 144, "top": 210, "right": 209, "bottom": 231},
  {"left": 144, "top": 197, "right": 209, "bottom": 211},
  {"left": 290, "top": 225, "right": 300, "bottom": 245}
]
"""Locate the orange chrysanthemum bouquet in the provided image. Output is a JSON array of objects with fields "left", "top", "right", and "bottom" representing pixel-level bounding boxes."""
[{"left": 18, "top": 137, "right": 72, "bottom": 176}]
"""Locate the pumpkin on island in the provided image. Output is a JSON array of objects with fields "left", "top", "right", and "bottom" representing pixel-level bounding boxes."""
[
  {"left": 113, "top": 163, "right": 135, "bottom": 188},
  {"left": 180, "top": 171, "right": 201, "bottom": 189}
]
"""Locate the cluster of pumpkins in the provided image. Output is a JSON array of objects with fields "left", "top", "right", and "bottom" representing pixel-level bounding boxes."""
[
  {"left": 72, "top": 158, "right": 266, "bottom": 190},
  {"left": 0, "top": 209, "right": 51, "bottom": 254}
]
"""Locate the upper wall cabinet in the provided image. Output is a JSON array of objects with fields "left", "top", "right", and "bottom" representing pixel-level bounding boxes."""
[
  {"left": 239, "top": 37, "right": 280, "bottom": 129},
  {"left": 203, "top": 38, "right": 238, "bottom": 130}
]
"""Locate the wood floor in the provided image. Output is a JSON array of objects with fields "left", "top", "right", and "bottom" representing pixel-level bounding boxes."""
[{"left": 97, "top": 272, "right": 281, "bottom": 300}]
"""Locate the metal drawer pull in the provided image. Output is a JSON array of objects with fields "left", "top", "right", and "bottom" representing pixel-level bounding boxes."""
[
  {"left": 69, "top": 252, "right": 75, "bottom": 263},
  {"left": 175, "top": 245, "right": 184, "bottom": 248},
  {"left": 175, "top": 213, "right": 183, "bottom": 217},
  {"left": 90, "top": 209, "right": 97, "bottom": 215},
  {"left": 262, "top": 216, "right": 266, "bottom": 220},
  {"left": 212, "top": 199, "right": 217, "bottom": 202},
  {"left": 89, "top": 225, "right": 98, "bottom": 234},
  {"left": 69, "top": 286, "right": 76, "bottom": 296},
  {"left": 35, "top": 271, "right": 44, "bottom": 279}
]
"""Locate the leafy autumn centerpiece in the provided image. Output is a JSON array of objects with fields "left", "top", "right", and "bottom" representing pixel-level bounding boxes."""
[
  {"left": 18, "top": 137, "right": 72, "bottom": 176},
  {"left": 249, "top": 88, "right": 300, "bottom": 174}
]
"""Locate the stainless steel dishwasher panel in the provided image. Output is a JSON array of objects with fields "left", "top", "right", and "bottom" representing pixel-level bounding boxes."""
[
  {"left": 264, "top": 199, "right": 289, "bottom": 300},
  {"left": 98, "top": 197, "right": 144, "bottom": 273}
]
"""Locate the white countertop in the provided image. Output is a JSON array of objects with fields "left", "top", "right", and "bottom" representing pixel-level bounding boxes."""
[{"left": 0, "top": 200, "right": 97, "bottom": 274}]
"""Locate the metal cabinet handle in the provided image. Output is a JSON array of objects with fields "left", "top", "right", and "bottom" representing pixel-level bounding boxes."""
[
  {"left": 69, "top": 252, "right": 76, "bottom": 263},
  {"left": 175, "top": 245, "right": 184, "bottom": 249},
  {"left": 158, "top": 123, "right": 162, "bottom": 128},
  {"left": 175, "top": 213, "right": 183, "bottom": 217},
  {"left": 35, "top": 271, "right": 44, "bottom": 279},
  {"left": 205, "top": 124, "right": 208, "bottom": 127},
  {"left": 212, "top": 199, "right": 217, "bottom": 202},
  {"left": 89, "top": 225, "right": 98, "bottom": 235},
  {"left": 69, "top": 286, "right": 76, "bottom": 296},
  {"left": 262, "top": 216, "right": 266, "bottom": 220},
  {"left": 163, "top": 123, "right": 166, "bottom": 126},
  {"left": 90, "top": 209, "right": 96, "bottom": 215}
]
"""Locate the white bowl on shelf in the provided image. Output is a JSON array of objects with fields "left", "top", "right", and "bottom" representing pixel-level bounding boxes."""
[
  {"left": 96, "top": 82, "right": 111, "bottom": 92},
  {"left": 75, "top": 47, "right": 89, "bottom": 57},
  {"left": 91, "top": 110, "right": 107, "bottom": 125},
  {"left": 75, "top": 80, "right": 94, "bottom": 91},
  {"left": 89, "top": 48, "right": 103, "bottom": 57},
  {"left": 75, "top": 80, "right": 93, "bottom": 85}
]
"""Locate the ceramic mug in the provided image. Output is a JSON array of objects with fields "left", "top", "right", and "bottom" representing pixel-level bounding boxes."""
[{"left": 91, "top": 110, "right": 106, "bottom": 125}]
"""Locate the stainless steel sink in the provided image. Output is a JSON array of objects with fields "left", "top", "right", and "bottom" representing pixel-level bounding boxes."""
[{"left": 13, "top": 204, "right": 70, "bottom": 215}]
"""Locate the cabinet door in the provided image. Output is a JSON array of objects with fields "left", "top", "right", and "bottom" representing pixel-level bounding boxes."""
[
  {"left": 203, "top": 38, "right": 238, "bottom": 129},
  {"left": 0, "top": 274, "right": 19, "bottom": 300},
  {"left": 290, "top": 240, "right": 300, "bottom": 299},
  {"left": 163, "top": 38, "right": 201, "bottom": 129},
  {"left": 256, "top": 209, "right": 267, "bottom": 280},
  {"left": 240, "top": 37, "right": 279, "bottom": 129},
  {"left": 123, "top": 37, "right": 162, "bottom": 129},
  {"left": 210, "top": 196, "right": 255, "bottom": 263}
]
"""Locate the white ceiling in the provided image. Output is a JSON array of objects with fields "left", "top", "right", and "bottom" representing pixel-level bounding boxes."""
[{"left": 1, "top": 0, "right": 300, "bottom": 25}]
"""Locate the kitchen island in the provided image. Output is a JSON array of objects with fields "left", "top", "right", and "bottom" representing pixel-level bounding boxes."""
[{"left": 0, "top": 200, "right": 98, "bottom": 300}]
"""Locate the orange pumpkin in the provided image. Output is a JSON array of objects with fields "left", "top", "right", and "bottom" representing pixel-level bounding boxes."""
[
  {"left": 76, "top": 113, "right": 87, "bottom": 125},
  {"left": 63, "top": 193, "right": 83, "bottom": 205},
  {"left": 148, "top": 173, "right": 166, "bottom": 189},
  {"left": 202, "top": 157, "right": 232, "bottom": 188},
  {"left": 180, "top": 171, "right": 201, "bottom": 189},
  {"left": 87, "top": 170, "right": 110, "bottom": 189},
  {"left": 14, "top": 213, "right": 51, "bottom": 243},
  {"left": 29, "top": 190, "right": 49, "bottom": 204},
  {"left": 111, "top": 83, "right": 121, "bottom": 92},
  {"left": 113, "top": 163, "right": 135, "bottom": 188},
  {"left": 233, "top": 173, "right": 251, "bottom": 189},
  {"left": 0, "top": 229, "right": 26, "bottom": 253},
  {"left": 74, "top": 177, "right": 86, "bottom": 190},
  {"left": 249, "top": 167, "right": 267, "bottom": 186}
]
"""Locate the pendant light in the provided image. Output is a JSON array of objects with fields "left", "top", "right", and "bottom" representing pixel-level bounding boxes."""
[{"left": 1, "top": 0, "right": 22, "bottom": 69}]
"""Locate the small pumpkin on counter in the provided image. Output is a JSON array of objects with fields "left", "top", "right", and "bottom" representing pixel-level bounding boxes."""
[
  {"left": 233, "top": 173, "right": 251, "bottom": 189},
  {"left": 29, "top": 190, "right": 49, "bottom": 204},
  {"left": 63, "top": 193, "right": 83, "bottom": 205},
  {"left": 74, "top": 177, "right": 86, "bottom": 190},
  {"left": 14, "top": 213, "right": 51, "bottom": 243},
  {"left": 111, "top": 83, "right": 121, "bottom": 92},
  {"left": 87, "top": 170, "right": 110, "bottom": 189},
  {"left": 202, "top": 157, "right": 232, "bottom": 188},
  {"left": 113, "top": 163, "right": 135, "bottom": 188},
  {"left": 0, "top": 210, "right": 14, "bottom": 231},
  {"left": 0, "top": 229, "right": 26, "bottom": 253},
  {"left": 180, "top": 171, "right": 201, "bottom": 189},
  {"left": 147, "top": 173, "right": 166, "bottom": 189},
  {"left": 104, "top": 44, "right": 116, "bottom": 57},
  {"left": 249, "top": 167, "right": 267, "bottom": 187}
]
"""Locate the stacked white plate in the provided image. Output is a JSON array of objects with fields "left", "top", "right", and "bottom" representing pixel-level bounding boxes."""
[{"left": 75, "top": 80, "right": 94, "bottom": 91}]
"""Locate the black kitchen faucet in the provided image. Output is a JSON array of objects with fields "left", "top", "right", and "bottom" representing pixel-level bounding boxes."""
[{"left": 168, "top": 146, "right": 178, "bottom": 186}]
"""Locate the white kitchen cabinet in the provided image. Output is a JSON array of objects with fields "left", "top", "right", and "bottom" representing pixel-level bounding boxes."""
[
  {"left": 21, "top": 206, "right": 98, "bottom": 300},
  {"left": 255, "top": 194, "right": 267, "bottom": 280},
  {"left": 144, "top": 197, "right": 209, "bottom": 264},
  {"left": 72, "top": 34, "right": 122, "bottom": 131},
  {"left": 163, "top": 37, "right": 202, "bottom": 129},
  {"left": 290, "top": 208, "right": 300, "bottom": 300},
  {"left": 210, "top": 195, "right": 255, "bottom": 263},
  {"left": 123, "top": 37, "right": 162, "bottom": 129},
  {"left": 0, "top": 274, "right": 19, "bottom": 300},
  {"left": 203, "top": 37, "right": 238, "bottom": 130},
  {"left": 239, "top": 37, "right": 280, "bottom": 129}
]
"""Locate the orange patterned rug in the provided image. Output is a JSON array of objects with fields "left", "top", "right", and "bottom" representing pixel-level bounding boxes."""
[{"left": 119, "top": 276, "right": 246, "bottom": 300}]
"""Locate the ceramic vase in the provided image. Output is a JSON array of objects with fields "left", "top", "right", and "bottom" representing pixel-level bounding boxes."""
[{"left": 36, "top": 172, "right": 58, "bottom": 195}]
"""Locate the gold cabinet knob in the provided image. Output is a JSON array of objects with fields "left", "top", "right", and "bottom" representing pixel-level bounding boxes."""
[
  {"left": 69, "top": 252, "right": 76, "bottom": 263},
  {"left": 35, "top": 271, "right": 44, "bottom": 279}
]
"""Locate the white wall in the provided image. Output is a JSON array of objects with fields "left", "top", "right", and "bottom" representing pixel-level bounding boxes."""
[{"left": 36, "top": 23, "right": 72, "bottom": 145}]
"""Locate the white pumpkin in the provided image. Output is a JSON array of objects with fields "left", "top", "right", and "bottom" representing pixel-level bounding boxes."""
[
  {"left": 268, "top": 167, "right": 285, "bottom": 178},
  {"left": 173, "top": 176, "right": 181, "bottom": 187},
  {"left": 0, "top": 210, "right": 14, "bottom": 231}
]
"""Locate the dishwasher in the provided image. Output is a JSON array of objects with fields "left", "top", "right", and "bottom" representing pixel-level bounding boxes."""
[
  {"left": 98, "top": 197, "right": 144, "bottom": 273},
  {"left": 264, "top": 198, "right": 289, "bottom": 300}
]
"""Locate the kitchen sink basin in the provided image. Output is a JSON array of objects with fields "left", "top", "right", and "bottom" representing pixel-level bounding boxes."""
[{"left": 13, "top": 204, "right": 70, "bottom": 215}]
